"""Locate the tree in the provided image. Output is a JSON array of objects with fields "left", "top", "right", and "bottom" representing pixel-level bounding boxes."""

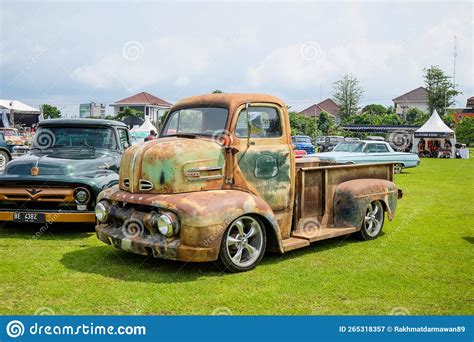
[
  {"left": 41, "top": 104, "right": 61, "bottom": 119},
  {"left": 455, "top": 118, "right": 474, "bottom": 146},
  {"left": 406, "top": 107, "right": 428, "bottom": 125},
  {"left": 317, "top": 111, "right": 334, "bottom": 135},
  {"left": 289, "top": 112, "right": 321, "bottom": 138},
  {"left": 115, "top": 107, "right": 143, "bottom": 121},
  {"left": 442, "top": 112, "right": 455, "bottom": 128},
  {"left": 361, "top": 104, "right": 387, "bottom": 116},
  {"left": 212, "top": 89, "right": 223, "bottom": 94},
  {"left": 342, "top": 112, "right": 403, "bottom": 126},
  {"left": 424, "top": 65, "right": 461, "bottom": 115},
  {"left": 332, "top": 74, "right": 364, "bottom": 118}
]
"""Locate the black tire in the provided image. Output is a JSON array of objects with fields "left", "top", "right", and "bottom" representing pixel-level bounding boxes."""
[
  {"left": 0, "top": 150, "right": 10, "bottom": 172},
  {"left": 357, "top": 200, "right": 384, "bottom": 240},
  {"left": 217, "top": 215, "right": 266, "bottom": 273},
  {"left": 394, "top": 163, "right": 403, "bottom": 174}
]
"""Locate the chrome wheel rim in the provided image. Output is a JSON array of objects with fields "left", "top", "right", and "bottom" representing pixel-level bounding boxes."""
[
  {"left": 226, "top": 216, "right": 263, "bottom": 268},
  {"left": 0, "top": 154, "right": 6, "bottom": 171},
  {"left": 364, "top": 201, "right": 383, "bottom": 237}
]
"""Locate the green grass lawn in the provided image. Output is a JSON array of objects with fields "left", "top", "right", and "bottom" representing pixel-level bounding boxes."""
[{"left": 0, "top": 157, "right": 473, "bottom": 315}]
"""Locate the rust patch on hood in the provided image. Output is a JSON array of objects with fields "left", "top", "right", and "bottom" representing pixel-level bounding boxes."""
[{"left": 119, "top": 137, "right": 225, "bottom": 194}]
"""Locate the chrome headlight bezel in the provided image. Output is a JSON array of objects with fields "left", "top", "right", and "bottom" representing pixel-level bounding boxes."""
[
  {"left": 95, "top": 201, "right": 110, "bottom": 223},
  {"left": 156, "top": 212, "right": 180, "bottom": 237},
  {"left": 74, "top": 187, "right": 91, "bottom": 204}
]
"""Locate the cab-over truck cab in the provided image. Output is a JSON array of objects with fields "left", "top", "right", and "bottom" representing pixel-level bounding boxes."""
[{"left": 95, "top": 94, "right": 401, "bottom": 272}]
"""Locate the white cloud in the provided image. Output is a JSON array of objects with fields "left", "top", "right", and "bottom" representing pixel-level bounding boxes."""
[
  {"left": 246, "top": 7, "right": 472, "bottom": 107},
  {"left": 246, "top": 40, "right": 404, "bottom": 89},
  {"left": 71, "top": 36, "right": 211, "bottom": 92}
]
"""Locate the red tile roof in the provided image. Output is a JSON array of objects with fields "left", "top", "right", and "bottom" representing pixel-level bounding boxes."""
[
  {"left": 300, "top": 98, "right": 340, "bottom": 117},
  {"left": 114, "top": 92, "right": 172, "bottom": 106},
  {"left": 392, "top": 87, "right": 428, "bottom": 102}
]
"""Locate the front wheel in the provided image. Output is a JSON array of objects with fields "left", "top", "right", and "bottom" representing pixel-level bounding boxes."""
[
  {"left": 217, "top": 215, "right": 266, "bottom": 273},
  {"left": 0, "top": 151, "right": 10, "bottom": 172},
  {"left": 357, "top": 201, "right": 384, "bottom": 240}
]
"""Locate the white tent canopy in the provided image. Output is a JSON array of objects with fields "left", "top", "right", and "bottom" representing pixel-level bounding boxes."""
[
  {"left": 415, "top": 109, "right": 453, "bottom": 135},
  {"left": 135, "top": 118, "right": 157, "bottom": 133},
  {"left": 411, "top": 110, "right": 456, "bottom": 158},
  {"left": 0, "top": 100, "right": 40, "bottom": 113}
]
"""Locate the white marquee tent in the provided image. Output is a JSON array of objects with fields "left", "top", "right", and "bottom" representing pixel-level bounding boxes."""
[
  {"left": 0, "top": 99, "right": 40, "bottom": 128},
  {"left": 411, "top": 109, "right": 456, "bottom": 158},
  {"left": 134, "top": 118, "right": 157, "bottom": 133},
  {"left": 130, "top": 118, "right": 158, "bottom": 143},
  {"left": 0, "top": 100, "right": 40, "bottom": 113}
]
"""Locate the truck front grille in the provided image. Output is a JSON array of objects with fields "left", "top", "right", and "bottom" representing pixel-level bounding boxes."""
[{"left": 0, "top": 186, "right": 75, "bottom": 203}]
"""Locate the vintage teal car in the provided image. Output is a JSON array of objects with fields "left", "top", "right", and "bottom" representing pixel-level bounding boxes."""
[
  {"left": 310, "top": 140, "right": 420, "bottom": 173},
  {"left": 0, "top": 119, "right": 131, "bottom": 224},
  {"left": 0, "top": 131, "right": 12, "bottom": 172}
]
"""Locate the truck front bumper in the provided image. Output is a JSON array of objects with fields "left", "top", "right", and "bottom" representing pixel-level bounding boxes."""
[
  {"left": 96, "top": 224, "right": 219, "bottom": 262},
  {"left": 0, "top": 211, "right": 95, "bottom": 223}
]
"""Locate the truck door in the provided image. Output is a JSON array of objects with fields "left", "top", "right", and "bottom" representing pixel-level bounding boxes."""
[{"left": 233, "top": 105, "right": 293, "bottom": 213}]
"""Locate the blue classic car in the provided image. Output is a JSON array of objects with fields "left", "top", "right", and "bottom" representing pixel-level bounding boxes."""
[
  {"left": 291, "top": 135, "right": 315, "bottom": 154},
  {"left": 310, "top": 140, "right": 420, "bottom": 173}
]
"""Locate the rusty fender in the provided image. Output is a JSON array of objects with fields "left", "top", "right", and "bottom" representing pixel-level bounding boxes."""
[
  {"left": 333, "top": 179, "right": 399, "bottom": 229},
  {"left": 98, "top": 186, "right": 283, "bottom": 261}
]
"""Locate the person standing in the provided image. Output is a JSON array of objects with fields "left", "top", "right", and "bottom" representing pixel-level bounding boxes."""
[{"left": 144, "top": 130, "right": 156, "bottom": 142}]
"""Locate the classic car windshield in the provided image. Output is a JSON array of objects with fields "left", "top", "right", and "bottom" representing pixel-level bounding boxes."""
[
  {"left": 332, "top": 142, "right": 365, "bottom": 152},
  {"left": 33, "top": 126, "right": 117, "bottom": 150},
  {"left": 2, "top": 129, "right": 18, "bottom": 137},
  {"left": 295, "top": 136, "right": 312, "bottom": 144},
  {"left": 161, "top": 107, "right": 228, "bottom": 136}
]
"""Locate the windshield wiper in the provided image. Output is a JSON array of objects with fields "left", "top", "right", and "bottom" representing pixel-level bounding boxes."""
[
  {"left": 31, "top": 147, "right": 53, "bottom": 153},
  {"left": 79, "top": 142, "right": 96, "bottom": 152}
]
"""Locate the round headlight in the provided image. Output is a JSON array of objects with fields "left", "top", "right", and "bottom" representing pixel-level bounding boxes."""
[
  {"left": 95, "top": 201, "right": 109, "bottom": 222},
  {"left": 74, "top": 187, "right": 90, "bottom": 204},
  {"left": 156, "top": 213, "right": 179, "bottom": 237}
]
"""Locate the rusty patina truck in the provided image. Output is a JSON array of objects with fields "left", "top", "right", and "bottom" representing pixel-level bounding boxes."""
[{"left": 95, "top": 94, "right": 402, "bottom": 272}]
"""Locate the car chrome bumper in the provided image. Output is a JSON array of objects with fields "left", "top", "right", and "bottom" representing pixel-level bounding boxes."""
[{"left": 96, "top": 224, "right": 218, "bottom": 262}]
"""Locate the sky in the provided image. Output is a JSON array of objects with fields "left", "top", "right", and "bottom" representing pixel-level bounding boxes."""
[{"left": 0, "top": 1, "right": 473, "bottom": 117}]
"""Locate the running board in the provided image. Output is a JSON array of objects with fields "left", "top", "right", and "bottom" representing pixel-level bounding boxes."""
[
  {"left": 291, "top": 226, "right": 357, "bottom": 243},
  {"left": 282, "top": 237, "right": 310, "bottom": 252}
]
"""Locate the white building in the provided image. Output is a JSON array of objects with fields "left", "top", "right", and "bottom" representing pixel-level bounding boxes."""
[
  {"left": 392, "top": 87, "right": 429, "bottom": 116},
  {"left": 110, "top": 92, "right": 172, "bottom": 123},
  {"left": 79, "top": 102, "right": 106, "bottom": 118}
]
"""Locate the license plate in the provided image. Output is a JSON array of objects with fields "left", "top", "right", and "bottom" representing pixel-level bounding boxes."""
[{"left": 13, "top": 212, "right": 46, "bottom": 223}]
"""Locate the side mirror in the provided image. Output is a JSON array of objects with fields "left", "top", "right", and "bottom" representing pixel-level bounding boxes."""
[{"left": 223, "top": 134, "right": 233, "bottom": 147}]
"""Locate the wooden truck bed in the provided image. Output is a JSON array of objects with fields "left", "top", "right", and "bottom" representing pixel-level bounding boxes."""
[{"left": 282, "top": 162, "right": 395, "bottom": 251}]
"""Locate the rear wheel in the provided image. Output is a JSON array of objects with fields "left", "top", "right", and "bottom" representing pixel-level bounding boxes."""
[
  {"left": 394, "top": 163, "right": 403, "bottom": 174},
  {"left": 357, "top": 201, "right": 384, "bottom": 240},
  {"left": 217, "top": 215, "right": 266, "bottom": 273},
  {"left": 0, "top": 151, "right": 10, "bottom": 172}
]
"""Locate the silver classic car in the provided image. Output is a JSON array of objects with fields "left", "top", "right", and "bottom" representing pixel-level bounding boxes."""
[{"left": 310, "top": 140, "right": 420, "bottom": 173}]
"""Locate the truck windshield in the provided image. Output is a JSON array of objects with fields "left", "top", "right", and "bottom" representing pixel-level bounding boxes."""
[
  {"left": 161, "top": 107, "right": 228, "bottom": 137},
  {"left": 332, "top": 142, "right": 365, "bottom": 152},
  {"left": 33, "top": 126, "right": 117, "bottom": 151}
]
